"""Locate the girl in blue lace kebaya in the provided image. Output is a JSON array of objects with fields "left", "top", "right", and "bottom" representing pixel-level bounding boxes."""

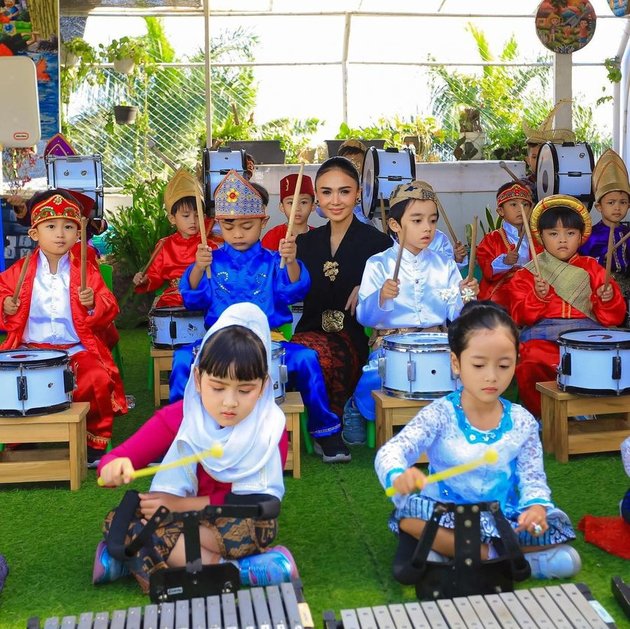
[{"left": 375, "top": 301, "right": 581, "bottom": 580}]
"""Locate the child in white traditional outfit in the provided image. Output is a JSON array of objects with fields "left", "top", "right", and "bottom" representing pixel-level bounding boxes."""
[
  {"left": 375, "top": 301, "right": 581, "bottom": 580},
  {"left": 344, "top": 181, "right": 478, "bottom": 444},
  {"left": 93, "top": 303, "right": 298, "bottom": 592}
]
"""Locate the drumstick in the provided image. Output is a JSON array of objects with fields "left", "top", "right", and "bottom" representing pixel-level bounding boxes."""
[
  {"left": 435, "top": 197, "right": 458, "bottom": 246},
  {"left": 379, "top": 193, "right": 387, "bottom": 232},
  {"left": 521, "top": 208, "right": 542, "bottom": 278},
  {"left": 466, "top": 216, "right": 478, "bottom": 282},
  {"left": 194, "top": 187, "right": 211, "bottom": 279},
  {"left": 80, "top": 217, "right": 87, "bottom": 292},
  {"left": 139, "top": 239, "right": 165, "bottom": 276},
  {"left": 613, "top": 229, "right": 630, "bottom": 252},
  {"left": 385, "top": 449, "right": 499, "bottom": 497},
  {"left": 97, "top": 442, "right": 224, "bottom": 486},
  {"left": 499, "top": 160, "right": 521, "bottom": 183},
  {"left": 604, "top": 225, "right": 615, "bottom": 290},
  {"left": 280, "top": 163, "right": 304, "bottom": 270},
  {"left": 12, "top": 251, "right": 31, "bottom": 303},
  {"left": 392, "top": 228, "right": 406, "bottom": 282}
]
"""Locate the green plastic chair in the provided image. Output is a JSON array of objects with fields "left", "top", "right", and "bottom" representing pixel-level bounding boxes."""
[{"left": 99, "top": 263, "right": 125, "bottom": 380}]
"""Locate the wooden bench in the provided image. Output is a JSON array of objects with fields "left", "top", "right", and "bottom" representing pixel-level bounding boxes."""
[
  {"left": 0, "top": 402, "right": 90, "bottom": 491},
  {"left": 536, "top": 380, "right": 630, "bottom": 462},
  {"left": 150, "top": 347, "right": 173, "bottom": 406},
  {"left": 280, "top": 391, "right": 304, "bottom": 479}
]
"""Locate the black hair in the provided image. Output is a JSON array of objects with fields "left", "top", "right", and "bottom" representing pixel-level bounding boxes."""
[
  {"left": 171, "top": 196, "right": 202, "bottom": 216},
  {"left": 315, "top": 156, "right": 360, "bottom": 188},
  {"left": 448, "top": 301, "right": 519, "bottom": 358},
  {"left": 249, "top": 182, "right": 269, "bottom": 206},
  {"left": 537, "top": 206, "right": 585, "bottom": 233},
  {"left": 386, "top": 197, "right": 439, "bottom": 239},
  {"left": 245, "top": 153, "right": 256, "bottom": 165},
  {"left": 338, "top": 145, "right": 365, "bottom": 158},
  {"left": 197, "top": 325, "right": 267, "bottom": 382},
  {"left": 27, "top": 188, "right": 83, "bottom": 215}
]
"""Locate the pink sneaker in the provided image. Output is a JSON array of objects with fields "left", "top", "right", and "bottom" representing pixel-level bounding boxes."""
[
  {"left": 92, "top": 541, "right": 130, "bottom": 585},
  {"left": 238, "top": 546, "right": 299, "bottom": 587}
]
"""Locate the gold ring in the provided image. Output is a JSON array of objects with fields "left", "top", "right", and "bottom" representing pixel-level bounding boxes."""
[{"left": 532, "top": 523, "right": 543, "bottom": 535}]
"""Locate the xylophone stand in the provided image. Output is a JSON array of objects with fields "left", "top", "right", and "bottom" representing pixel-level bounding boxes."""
[{"left": 612, "top": 576, "right": 630, "bottom": 618}]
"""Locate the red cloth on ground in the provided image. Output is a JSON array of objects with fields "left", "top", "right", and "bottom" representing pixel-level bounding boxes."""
[{"left": 578, "top": 515, "right": 630, "bottom": 560}]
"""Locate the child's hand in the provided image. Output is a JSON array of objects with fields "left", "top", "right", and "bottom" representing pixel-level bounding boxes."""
[
  {"left": 139, "top": 491, "right": 181, "bottom": 520},
  {"left": 504, "top": 249, "right": 519, "bottom": 266},
  {"left": 460, "top": 277, "right": 479, "bottom": 299},
  {"left": 3, "top": 296, "right": 18, "bottom": 316},
  {"left": 597, "top": 283, "right": 614, "bottom": 303},
  {"left": 278, "top": 234, "right": 297, "bottom": 265},
  {"left": 515, "top": 504, "right": 547, "bottom": 536},
  {"left": 392, "top": 467, "right": 427, "bottom": 495},
  {"left": 454, "top": 241, "right": 468, "bottom": 263},
  {"left": 345, "top": 285, "right": 360, "bottom": 316},
  {"left": 195, "top": 244, "right": 213, "bottom": 270},
  {"left": 133, "top": 272, "right": 148, "bottom": 286},
  {"left": 534, "top": 276, "right": 550, "bottom": 299},
  {"left": 99, "top": 457, "right": 135, "bottom": 486},
  {"left": 380, "top": 279, "right": 400, "bottom": 306},
  {"left": 79, "top": 287, "right": 95, "bottom": 309}
]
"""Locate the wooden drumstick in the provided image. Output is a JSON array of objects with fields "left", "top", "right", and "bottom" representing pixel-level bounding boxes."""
[
  {"left": 499, "top": 160, "right": 521, "bottom": 183},
  {"left": 12, "top": 251, "right": 31, "bottom": 303},
  {"left": 604, "top": 225, "right": 615, "bottom": 290},
  {"left": 97, "top": 442, "right": 224, "bottom": 486},
  {"left": 280, "top": 163, "right": 304, "bottom": 270},
  {"left": 379, "top": 193, "right": 387, "bottom": 232},
  {"left": 80, "top": 217, "right": 88, "bottom": 292},
  {"left": 139, "top": 239, "right": 165, "bottom": 276},
  {"left": 392, "top": 228, "right": 406, "bottom": 283},
  {"left": 385, "top": 449, "right": 499, "bottom": 497},
  {"left": 466, "top": 216, "right": 478, "bottom": 282},
  {"left": 613, "top": 229, "right": 630, "bottom": 253},
  {"left": 435, "top": 198, "right": 458, "bottom": 246},
  {"left": 521, "top": 209, "right": 542, "bottom": 278},
  {"left": 194, "top": 187, "right": 211, "bottom": 279}
]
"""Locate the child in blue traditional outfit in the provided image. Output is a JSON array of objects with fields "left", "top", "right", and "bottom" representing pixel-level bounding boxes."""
[
  {"left": 345, "top": 181, "right": 478, "bottom": 443},
  {"left": 375, "top": 301, "right": 581, "bottom": 579},
  {"left": 169, "top": 170, "right": 347, "bottom": 463},
  {"left": 579, "top": 149, "right": 630, "bottom": 296}
]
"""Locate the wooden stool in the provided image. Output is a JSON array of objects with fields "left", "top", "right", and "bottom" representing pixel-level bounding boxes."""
[
  {"left": 0, "top": 401, "right": 90, "bottom": 491},
  {"left": 536, "top": 381, "right": 630, "bottom": 463},
  {"left": 279, "top": 391, "right": 304, "bottom": 479},
  {"left": 151, "top": 347, "right": 173, "bottom": 406}
]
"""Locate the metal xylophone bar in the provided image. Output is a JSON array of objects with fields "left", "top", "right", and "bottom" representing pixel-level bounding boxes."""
[
  {"left": 323, "top": 583, "right": 617, "bottom": 629},
  {"left": 28, "top": 581, "right": 314, "bottom": 629}
]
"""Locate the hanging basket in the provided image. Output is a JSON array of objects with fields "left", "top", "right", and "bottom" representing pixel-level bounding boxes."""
[
  {"left": 113, "top": 105, "right": 138, "bottom": 125},
  {"left": 113, "top": 58, "right": 136, "bottom": 75}
]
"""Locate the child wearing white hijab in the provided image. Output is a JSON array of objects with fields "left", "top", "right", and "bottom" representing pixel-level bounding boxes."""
[{"left": 93, "top": 303, "right": 298, "bottom": 592}]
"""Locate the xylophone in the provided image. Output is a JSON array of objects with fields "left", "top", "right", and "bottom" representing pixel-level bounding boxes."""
[
  {"left": 28, "top": 581, "right": 314, "bottom": 629},
  {"left": 324, "top": 583, "right": 617, "bottom": 629}
]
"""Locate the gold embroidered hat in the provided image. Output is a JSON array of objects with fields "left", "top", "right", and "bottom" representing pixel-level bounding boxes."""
[
  {"left": 523, "top": 100, "right": 576, "bottom": 145},
  {"left": 592, "top": 149, "right": 630, "bottom": 204},
  {"left": 164, "top": 168, "right": 203, "bottom": 214},
  {"left": 530, "top": 194, "right": 592, "bottom": 245},
  {"left": 30, "top": 191, "right": 82, "bottom": 228},
  {"left": 214, "top": 170, "right": 266, "bottom": 219},
  {"left": 496, "top": 182, "right": 532, "bottom": 209},
  {"left": 389, "top": 180, "right": 438, "bottom": 207}
]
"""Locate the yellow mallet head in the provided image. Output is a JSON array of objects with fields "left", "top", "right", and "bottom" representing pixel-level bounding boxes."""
[
  {"left": 208, "top": 443, "right": 224, "bottom": 458},
  {"left": 483, "top": 449, "right": 499, "bottom": 464}
]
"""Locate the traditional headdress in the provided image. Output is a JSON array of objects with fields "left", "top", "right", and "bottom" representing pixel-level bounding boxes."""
[
  {"left": 338, "top": 139, "right": 367, "bottom": 155},
  {"left": 29, "top": 189, "right": 90, "bottom": 228},
  {"left": 279, "top": 173, "right": 315, "bottom": 201},
  {"left": 523, "top": 100, "right": 576, "bottom": 145},
  {"left": 530, "top": 194, "right": 592, "bottom": 245},
  {"left": 496, "top": 182, "right": 533, "bottom": 208},
  {"left": 389, "top": 180, "right": 438, "bottom": 207},
  {"left": 214, "top": 170, "right": 266, "bottom": 219},
  {"left": 164, "top": 168, "right": 203, "bottom": 214},
  {"left": 592, "top": 149, "right": 630, "bottom": 204}
]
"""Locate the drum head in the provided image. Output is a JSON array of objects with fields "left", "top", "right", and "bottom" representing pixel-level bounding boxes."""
[
  {"left": 361, "top": 147, "right": 378, "bottom": 218},
  {"left": 558, "top": 328, "right": 630, "bottom": 349},
  {"left": 0, "top": 349, "right": 68, "bottom": 368},
  {"left": 382, "top": 332, "right": 449, "bottom": 351},
  {"left": 536, "top": 142, "right": 559, "bottom": 202}
]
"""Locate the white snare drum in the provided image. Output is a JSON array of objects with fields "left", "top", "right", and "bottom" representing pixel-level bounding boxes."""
[
  {"left": 149, "top": 307, "right": 206, "bottom": 349},
  {"left": 362, "top": 147, "right": 416, "bottom": 218},
  {"left": 557, "top": 328, "right": 630, "bottom": 395},
  {"left": 379, "top": 332, "right": 458, "bottom": 400},
  {"left": 536, "top": 142, "right": 594, "bottom": 209},
  {"left": 202, "top": 147, "right": 247, "bottom": 204},
  {"left": 0, "top": 349, "right": 74, "bottom": 416},
  {"left": 271, "top": 341, "right": 288, "bottom": 403}
]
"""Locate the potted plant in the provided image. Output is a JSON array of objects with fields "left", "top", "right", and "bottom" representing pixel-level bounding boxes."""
[
  {"left": 60, "top": 37, "right": 100, "bottom": 103},
  {"left": 454, "top": 107, "right": 485, "bottom": 160},
  {"left": 101, "top": 36, "right": 153, "bottom": 75}
]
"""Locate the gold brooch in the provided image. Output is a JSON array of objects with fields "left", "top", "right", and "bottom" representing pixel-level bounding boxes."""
[
  {"left": 322, "top": 309, "right": 344, "bottom": 332},
  {"left": 323, "top": 261, "right": 339, "bottom": 282}
]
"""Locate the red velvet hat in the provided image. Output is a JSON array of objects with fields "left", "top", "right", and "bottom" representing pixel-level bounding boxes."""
[
  {"left": 29, "top": 189, "right": 93, "bottom": 228},
  {"left": 279, "top": 173, "right": 315, "bottom": 201}
]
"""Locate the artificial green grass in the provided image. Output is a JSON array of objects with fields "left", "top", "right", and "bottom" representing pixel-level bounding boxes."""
[{"left": 0, "top": 328, "right": 629, "bottom": 627}]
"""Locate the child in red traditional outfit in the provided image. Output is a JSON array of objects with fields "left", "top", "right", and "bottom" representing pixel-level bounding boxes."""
[
  {"left": 508, "top": 194, "right": 626, "bottom": 418},
  {"left": 477, "top": 180, "right": 540, "bottom": 309},
  {"left": 262, "top": 173, "right": 315, "bottom": 251},
  {"left": 133, "top": 169, "right": 221, "bottom": 308},
  {"left": 0, "top": 189, "right": 127, "bottom": 465}
]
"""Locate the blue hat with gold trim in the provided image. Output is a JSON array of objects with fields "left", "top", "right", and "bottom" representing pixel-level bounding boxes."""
[{"left": 214, "top": 170, "right": 266, "bottom": 219}]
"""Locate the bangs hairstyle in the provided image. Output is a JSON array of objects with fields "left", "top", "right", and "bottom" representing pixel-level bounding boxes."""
[
  {"left": 171, "top": 196, "right": 200, "bottom": 216},
  {"left": 197, "top": 325, "right": 268, "bottom": 382},
  {"left": 537, "top": 206, "right": 585, "bottom": 233},
  {"left": 387, "top": 198, "right": 439, "bottom": 239},
  {"left": 448, "top": 301, "right": 519, "bottom": 358},
  {"left": 315, "top": 156, "right": 360, "bottom": 188}
]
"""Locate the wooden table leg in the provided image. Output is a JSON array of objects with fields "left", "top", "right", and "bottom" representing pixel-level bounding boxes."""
[
  {"left": 555, "top": 399, "right": 569, "bottom": 463},
  {"left": 540, "top": 394, "right": 555, "bottom": 454}
]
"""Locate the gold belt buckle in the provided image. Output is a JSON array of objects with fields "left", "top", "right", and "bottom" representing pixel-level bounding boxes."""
[{"left": 322, "top": 309, "right": 344, "bottom": 333}]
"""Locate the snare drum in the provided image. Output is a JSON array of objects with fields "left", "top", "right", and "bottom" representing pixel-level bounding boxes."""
[
  {"left": 270, "top": 341, "right": 288, "bottom": 403},
  {"left": 361, "top": 147, "right": 416, "bottom": 218},
  {"left": 378, "top": 332, "right": 458, "bottom": 400},
  {"left": 0, "top": 349, "right": 74, "bottom": 416},
  {"left": 536, "top": 142, "right": 594, "bottom": 209},
  {"left": 149, "top": 307, "right": 206, "bottom": 349},
  {"left": 557, "top": 328, "right": 630, "bottom": 395}
]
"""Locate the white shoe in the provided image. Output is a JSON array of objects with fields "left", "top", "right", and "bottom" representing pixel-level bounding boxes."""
[
  {"left": 525, "top": 545, "right": 581, "bottom": 579},
  {"left": 427, "top": 550, "right": 449, "bottom": 563}
]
